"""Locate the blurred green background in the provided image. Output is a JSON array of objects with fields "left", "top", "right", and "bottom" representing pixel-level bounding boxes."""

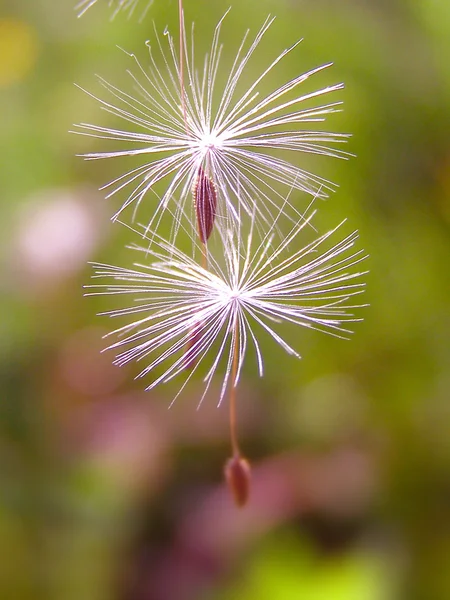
[{"left": 1, "top": 0, "right": 449, "bottom": 599}]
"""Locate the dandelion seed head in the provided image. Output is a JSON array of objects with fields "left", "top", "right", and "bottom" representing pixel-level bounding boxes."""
[
  {"left": 86, "top": 205, "right": 368, "bottom": 406},
  {"left": 72, "top": 13, "right": 351, "bottom": 240}
]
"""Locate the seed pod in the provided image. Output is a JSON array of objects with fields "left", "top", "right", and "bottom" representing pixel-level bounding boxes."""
[
  {"left": 192, "top": 166, "right": 217, "bottom": 243},
  {"left": 183, "top": 321, "right": 204, "bottom": 370},
  {"left": 224, "top": 454, "right": 251, "bottom": 507}
]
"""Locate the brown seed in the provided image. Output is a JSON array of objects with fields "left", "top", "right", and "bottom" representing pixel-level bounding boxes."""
[
  {"left": 224, "top": 454, "right": 251, "bottom": 507},
  {"left": 192, "top": 166, "right": 217, "bottom": 243},
  {"left": 183, "top": 321, "right": 204, "bottom": 370}
]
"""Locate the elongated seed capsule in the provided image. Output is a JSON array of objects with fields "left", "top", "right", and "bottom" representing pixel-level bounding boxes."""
[
  {"left": 192, "top": 166, "right": 217, "bottom": 243},
  {"left": 225, "top": 455, "right": 251, "bottom": 507},
  {"left": 183, "top": 321, "right": 204, "bottom": 370}
]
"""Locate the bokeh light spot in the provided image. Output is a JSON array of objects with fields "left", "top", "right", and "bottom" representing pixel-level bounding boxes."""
[{"left": 0, "top": 18, "right": 38, "bottom": 88}]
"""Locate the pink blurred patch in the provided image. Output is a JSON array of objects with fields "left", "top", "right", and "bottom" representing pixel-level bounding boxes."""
[{"left": 13, "top": 186, "right": 107, "bottom": 291}]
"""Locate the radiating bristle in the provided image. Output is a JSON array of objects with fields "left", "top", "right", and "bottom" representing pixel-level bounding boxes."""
[
  {"left": 225, "top": 455, "right": 251, "bottom": 507},
  {"left": 192, "top": 166, "right": 217, "bottom": 243},
  {"left": 76, "top": 0, "right": 152, "bottom": 20}
]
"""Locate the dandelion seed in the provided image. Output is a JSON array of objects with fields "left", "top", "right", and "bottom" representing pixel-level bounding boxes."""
[
  {"left": 73, "top": 13, "right": 350, "bottom": 240},
  {"left": 76, "top": 0, "right": 153, "bottom": 20},
  {"left": 86, "top": 201, "right": 367, "bottom": 505}
]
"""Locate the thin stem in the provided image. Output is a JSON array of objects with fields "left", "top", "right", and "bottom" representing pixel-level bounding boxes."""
[
  {"left": 229, "top": 317, "right": 240, "bottom": 457},
  {"left": 178, "top": 0, "right": 188, "bottom": 131}
]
